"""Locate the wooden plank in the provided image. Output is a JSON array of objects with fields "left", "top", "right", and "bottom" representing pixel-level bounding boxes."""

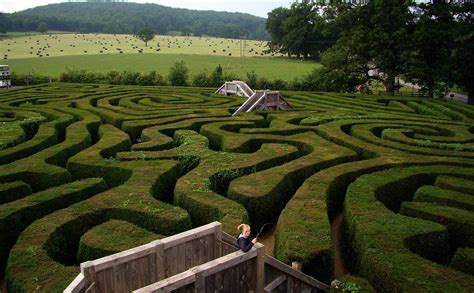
[
  {"left": 214, "top": 223, "right": 222, "bottom": 258},
  {"left": 264, "top": 256, "right": 329, "bottom": 290},
  {"left": 166, "top": 246, "right": 178, "bottom": 277},
  {"left": 133, "top": 270, "right": 196, "bottom": 293},
  {"left": 205, "top": 271, "right": 215, "bottom": 292},
  {"left": 221, "top": 232, "right": 238, "bottom": 248},
  {"left": 81, "top": 262, "right": 96, "bottom": 293},
  {"left": 215, "top": 269, "right": 222, "bottom": 292},
  {"left": 185, "top": 240, "right": 194, "bottom": 269},
  {"left": 230, "top": 265, "right": 237, "bottom": 293},
  {"left": 155, "top": 242, "right": 165, "bottom": 280},
  {"left": 64, "top": 273, "right": 85, "bottom": 293},
  {"left": 177, "top": 243, "right": 186, "bottom": 274},
  {"left": 247, "top": 258, "right": 255, "bottom": 292},
  {"left": 161, "top": 222, "right": 219, "bottom": 250},
  {"left": 130, "top": 258, "right": 140, "bottom": 290},
  {"left": 263, "top": 275, "right": 287, "bottom": 292},
  {"left": 287, "top": 275, "right": 294, "bottom": 292},
  {"left": 194, "top": 270, "right": 205, "bottom": 293},
  {"left": 113, "top": 262, "right": 124, "bottom": 293},
  {"left": 255, "top": 243, "right": 265, "bottom": 293},
  {"left": 148, "top": 253, "right": 158, "bottom": 284},
  {"left": 196, "top": 249, "right": 257, "bottom": 278},
  {"left": 90, "top": 241, "right": 158, "bottom": 272},
  {"left": 139, "top": 255, "right": 151, "bottom": 288},
  {"left": 221, "top": 265, "right": 231, "bottom": 293}
]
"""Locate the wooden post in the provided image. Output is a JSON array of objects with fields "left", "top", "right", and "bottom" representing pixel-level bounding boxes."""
[
  {"left": 214, "top": 223, "right": 222, "bottom": 258},
  {"left": 255, "top": 243, "right": 265, "bottom": 293},
  {"left": 81, "top": 261, "right": 96, "bottom": 293},
  {"left": 194, "top": 269, "right": 205, "bottom": 293},
  {"left": 155, "top": 241, "right": 165, "bottom": 280},
  {"left": 291, "top": 261, "right": 303, "bottom": 271}
]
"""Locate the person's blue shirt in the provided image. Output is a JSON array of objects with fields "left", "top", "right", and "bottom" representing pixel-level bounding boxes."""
[{"left": 237, "top": 233, "right": 254, "bottom": 252}]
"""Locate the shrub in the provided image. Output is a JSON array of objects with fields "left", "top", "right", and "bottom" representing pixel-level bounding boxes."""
[
  {"left": 10, "top": 72, "right": 51, "bottom": 86},
  {"left": 209, "top": 64, "right": 224, "bottom": 87},
  {"left": 246, "top": 70, "right": 258, "bottom": 88},
  {"left": 192, "top": 71, "right": 210, "bottom": 87},
  {"left": 168, "top": 60, "right": 189, "bottom": 86},
  {"left": 451, "top": 247, "right": 474, "bottom": 275}
]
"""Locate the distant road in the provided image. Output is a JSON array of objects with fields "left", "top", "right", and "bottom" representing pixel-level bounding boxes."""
[{"left": 399, "top": 78, "right": 468, "bottom": 104}]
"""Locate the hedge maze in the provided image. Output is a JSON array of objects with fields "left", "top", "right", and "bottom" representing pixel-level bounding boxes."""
[{"left": 0, "top": 83, "right": 473, "bottom": 292}]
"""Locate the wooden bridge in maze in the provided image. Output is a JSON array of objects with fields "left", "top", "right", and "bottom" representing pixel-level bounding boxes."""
[
  {"left": 0, "top": 83, "right": 473, "bottom": 292},
  {"left": 65, "top": 222, "right": 328, "bottom": 292},
  {"left": 215, "top": 80, "right": 293, "bottom": 116}
]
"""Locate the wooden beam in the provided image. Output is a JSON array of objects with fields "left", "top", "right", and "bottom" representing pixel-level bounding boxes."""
[
  {"left": 264, "top": 256, "right": 329, "bottom": 290},
  {"left": 255, "top": 243, "right": 265, "bottom": 292},
  {"left": 161, "top": 222, "right": 220, "bottom": 249},
  {"left": 263, "top": 275, "right": 287, "bottom": 292},
  {"left": 64, "top": 273, "right": 86, "bottom": 293}
]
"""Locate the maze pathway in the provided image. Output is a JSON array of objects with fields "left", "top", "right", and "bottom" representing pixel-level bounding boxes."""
[{"left": 0, "top": 84, "right": 473, "bottom": 292}]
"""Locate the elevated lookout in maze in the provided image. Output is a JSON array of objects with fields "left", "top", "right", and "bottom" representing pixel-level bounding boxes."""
[
  {"left": 65, "top": 222, "right": 328, "bottom": 292},
  {"left": 216, "top": 80, "right": 293, "bottom": 116}
]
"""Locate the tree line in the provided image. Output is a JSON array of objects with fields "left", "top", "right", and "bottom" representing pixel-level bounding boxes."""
[
  {"left": 266, "top": 0, "right": 473, "bottom": 103},
  {"left": 0, "top": 2, "right": 269, "bottom": 40}
]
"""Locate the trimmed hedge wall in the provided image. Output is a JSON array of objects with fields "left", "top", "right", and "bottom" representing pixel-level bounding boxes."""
[
  {"left": 343, "top": 165, "right": 474, "bottom": 292},
  {"left": 77, "top": 219, "right": 163, "bottom": 263},
  {"left": 451, "top": 247, "right": 474, "bottom": 275},
  {"left": 435, "top": 175, "right": 474, "bottom": 195},
  {"left": 0, "top": 181, "right": 32, "bottom": 204},
  {"left": 413, "top": 185, "right": 474, "bottom": 211},
  {"left": 1, "top": 83, "right": 474, "bottom": 292}
]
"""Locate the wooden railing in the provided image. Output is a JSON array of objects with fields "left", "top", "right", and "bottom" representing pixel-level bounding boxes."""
[
  {"left": 134, "top": 243, "right": 265, "bottom": 292},
  {"left": 65, "top": 221, "right": 328, "bottom": 293},
  {"left": 65, "top": 222, "right": 233, "bottom": 293},
  {"left": 264, "top": 256, "right": 328, "bottom": 292}
]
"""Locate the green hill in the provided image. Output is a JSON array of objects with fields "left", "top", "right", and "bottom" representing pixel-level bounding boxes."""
[{"left": 4, "top": 2, "right": 269, "bottom": 40}]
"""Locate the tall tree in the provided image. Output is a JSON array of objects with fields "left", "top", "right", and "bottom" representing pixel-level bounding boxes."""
[
  {"left": 451, "top": 2, "right": 474, "bottom": 104},
  {"left": 321, "top": 0, "right": 414, "bottom": 95},
  {"left": 266, "top": 7, "right": 290, "bottom": 55},
  {"left": 405, "top": 2, "right": 455, "bottom": 98},
  {"left": 134, "top": 28, "right": 155, "bottom": 46}
]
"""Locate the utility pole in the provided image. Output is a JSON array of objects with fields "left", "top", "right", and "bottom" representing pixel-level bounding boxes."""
[{"left": 240, "top": 34, "right": 246, "bottom": 69}]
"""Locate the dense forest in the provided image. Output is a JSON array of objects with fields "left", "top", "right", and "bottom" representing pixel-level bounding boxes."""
[{"left": 0, "top": 2, "right": 269, "bottom": 40}]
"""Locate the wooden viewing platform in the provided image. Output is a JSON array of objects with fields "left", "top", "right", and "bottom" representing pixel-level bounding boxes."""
[
  {"left": 64, "top": 222, "right": 328, "bottom": 292},
  {"left": 215, "top": 81, "right": 293, "bottom": 116}
]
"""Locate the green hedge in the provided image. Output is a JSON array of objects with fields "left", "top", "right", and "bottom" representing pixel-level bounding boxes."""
[
  {"left": 451, "top": 247, "right": 474, "bottom": 275},
  {"left": 77, "top": 220, "right": 163, "bottom": 263},
  {"left": 400, "top": 201, "right": 474, "bottom": 249},
  {"left": 0, "top": 109, "right": 71, "bottom": 165},
  {"left": 413, "top": 185, "right": 474, "bottom": 211},
  {"left": 343, "top": 165, "right": 474, "bottom": 292},
  {"left": 6, "top": 159, "right": 192, "bottom": 292},
  {"left": 407, "top": 101, "right": 450, "bottom": 119},
  {"left": 435, "top": 175, "right": 474, "bottom": 195},
  {"left": 0, "top": 181, "right": 32, "bottom": 204},
  {"left": 0, "top": 178, "right": 108, "bottom": 272}
]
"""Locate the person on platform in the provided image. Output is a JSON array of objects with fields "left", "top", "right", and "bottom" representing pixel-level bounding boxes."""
[{"left": 236, "top": 223, "right": 257, "bottom": 252}]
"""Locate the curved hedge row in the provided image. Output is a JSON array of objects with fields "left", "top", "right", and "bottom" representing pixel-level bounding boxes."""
[{"left": 0, "top": 83, "right": 473, "bottom": 292}]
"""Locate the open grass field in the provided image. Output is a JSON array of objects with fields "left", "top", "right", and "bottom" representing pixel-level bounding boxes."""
[
  {"left": 1, "top": 33, "right": 318, "bottom": 80},
  {"left": 0, "top": 83, "right": 473, "bottom": 292}
]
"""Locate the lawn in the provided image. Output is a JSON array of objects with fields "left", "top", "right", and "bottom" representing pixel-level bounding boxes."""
[
  {"left": 1, "top": 33, "right": 319, "bottom": 81},
  {"left": 6, "top": 53, "right": 318, "bottom": 81}
]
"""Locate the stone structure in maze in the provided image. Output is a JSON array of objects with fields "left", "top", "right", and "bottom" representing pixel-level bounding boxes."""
[{"left": 0, "top": 83, "right": 473, "bottom": 292}]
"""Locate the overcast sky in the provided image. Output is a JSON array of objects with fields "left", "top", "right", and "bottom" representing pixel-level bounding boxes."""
[{"left": 0, "top": 0, "right": 293, "bottom": 18}]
